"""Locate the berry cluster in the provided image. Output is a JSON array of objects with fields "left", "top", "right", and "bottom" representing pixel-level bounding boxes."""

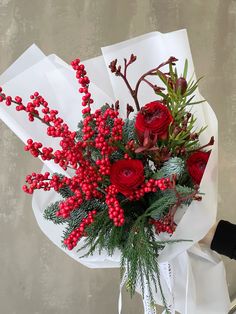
[
  {"left": 125, "top": 140, "right": 136, "bottom": 152},
  {"left": 111, "top": 113, "right": 124, "bottom": 142},
  {"left": 63, "top": 210, "right": 97, "bottom": 250},
  {"left": 95, "top": 157, "right": 111, "bottom": 176},
  {"left": 128, "top": 178, "right": 171, "bottom": 201},
  {"left": 93, "top": 107, "right": 124, "bottom": 156},
  {"left": 106, "top": 185, "right": 125, "bottom": 227},
  {"left": 151, "top": 216, "right": 176, "bottom": 235},
  {"left": 24, "top": 139, "right": 54, "bottom": 160},
  {"left": 82, "top": 114, "right": 95, "bottom": 141},
  {"left": 57, "top": 193, "right": 83, "bottom": 219},
  {"left": 75, "top": 163, "right": 103, "bottom": 200},
  {"left": 22, "top": 172, "right": 66, "bottom": 194},
  {"left": 71, "top": 58, "right": 93, "bottom": 110},
  {"left": 0, "top": 86, "right": 84, "bottom": 170},
  {"left": 22, "top": 172, "right": 51, "bottom": 194}
]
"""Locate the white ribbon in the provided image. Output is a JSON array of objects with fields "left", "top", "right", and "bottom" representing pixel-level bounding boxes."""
[
  {"left": 160, "top": 262, "right": 175, "bottom": 314},
  {"left": 119, "top": 261, "right": 176, "bottom": 314},
  {"left": 142, "top": 276, "right": 157, "bottom": 314},
  {"left": 118, "top": 267, "right": 128, "bottom": 314}
]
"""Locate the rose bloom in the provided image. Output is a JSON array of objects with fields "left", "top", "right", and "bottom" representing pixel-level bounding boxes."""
[
  {"left": 135, "top": 101, "right": 173, "bottom": 141},
  {"left": 187, "top": 151, "right": 210, "bottom": 185},
  {"left": 110, "top": 159, "right": 145, "bottom": 196}
]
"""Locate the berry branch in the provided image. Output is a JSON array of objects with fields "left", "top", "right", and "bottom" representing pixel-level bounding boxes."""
[{"left": 0, "top": 90, "right": 51, "bottom": 126}]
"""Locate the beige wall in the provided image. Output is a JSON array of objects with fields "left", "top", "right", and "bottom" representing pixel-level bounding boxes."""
[{"left": 0, "top": 0, "right": 236, "bottom": 313}]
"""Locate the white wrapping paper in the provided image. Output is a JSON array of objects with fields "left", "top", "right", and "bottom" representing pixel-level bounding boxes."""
[{"left": 0, "top": 29, "right": 230, "bottom": 313}]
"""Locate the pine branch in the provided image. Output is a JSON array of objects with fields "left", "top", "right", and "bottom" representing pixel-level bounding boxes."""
[
  {"left": 152, "top": 157, "right": 185, "bottom": 179},
  {"left": 58, "top": 185, "right": 74, "bottom": 198},
  {"left": 43, "top": 201, "right": 65, "bottom": 224},
  {"left": 61, "top": 199, "right": 108, "bottom": 246},
  {"left": 147, "top": 185, "right": 195, "bottom": 220},
  {"left": 120, "top": 219, "right": 176, "bottom": 314},
  {"left": 76, "top": 200, "right": 189, "bottom": 314},
  {"left": 110, "top": 150, "right": 124, "bottom": 162},
  {"left": 147, "top": 194, "right": 177, "bottom": 220},
  {"left": 122, "top": 118, "right": 138, "bottom": 142},
  {"left": 76, "top": 120, "right": 84, "bottom": 141}
]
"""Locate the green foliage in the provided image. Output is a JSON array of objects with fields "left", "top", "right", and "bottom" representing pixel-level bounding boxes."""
[
  {"left": 147, "top": 194, "right": 177, "bottom": 220},
  {"left": 61, "top": 198, "right": 108, "bottom": 246},
  {"left": 122, "top": 118, "right": 138, "bottom": 142},
  {"left": 121, "top": 219, "right": 161, "bottom": 297},
  {"left": 90, "top": 147, "right": 102, "bottom": 161},
  {"left": 43, "top": 201, "right": 65, "bottom": 224},
  {"left": 154, "top": 61, "right": 207, "bottom": 153},
  {"left": 144, "top": 164, "right": 156, "bottom": 178},
  {"left": 109, "top": 149, "right": 124, "bottom": 162},
  {"left": 79, "top": 210, "right": 129, "bottom": 256},
  {"left": 152, "top": 157, "right": 185, "bottom": 179},
  {"left": 183, "top": 59, "right": 188, "bottom": 79},
  {"left": 83, "top": 198, "right": 107, "bottom": 212},
  {"left": 79, "top": 206, "right": 186, "bottom": 314},
  {"left": 76, "top": 120, "right": 84, "bottom": 141},
  {"left": 58, "top": 185, "right": 74, "bottom": 199},
  {"left": 147, "top": 185, "right": 194, "bottom": 220},
  {"left": 100, "top": 103, "right": 110, "bottom": 114},
  {"left": 120, "top": 216, "right": 183, "bottom": 314}
]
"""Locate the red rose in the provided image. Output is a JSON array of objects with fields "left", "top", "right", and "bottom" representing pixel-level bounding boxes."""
[
  {"left": 135, "top": 101, "right": 173, "bottom": 142},
  {"left": 187, "top": 151, "right": 210, "bottom": 185},
  {"left": 110, "top": 159, "right": 145, "bottom": 196}
]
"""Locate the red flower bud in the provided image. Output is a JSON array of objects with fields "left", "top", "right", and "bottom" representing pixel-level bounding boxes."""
[{"left": 175, "top": 77, "right": 187, "bottom": 95}]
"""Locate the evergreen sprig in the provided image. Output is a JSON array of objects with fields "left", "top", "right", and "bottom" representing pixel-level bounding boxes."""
[
  {"left": 79, "top": 207, "right": 188, "bottom": 314},
  {"left": 122, "top": 118, "right": 138, "bottom": 142},
  {"left": 152, "top": 157, "right": 185, "bottom": 179},
  {"left": 79, "top": 210, "right": 127, "bottom": 256},
  {"left": 61, "top": 199, "right": 108, "bottom": 245},
  {"left": 76, "top": 120, "right": 84, "bottom": 141},
  {"left": 43, "top": 201, "right": 65, "bottom": 224},
  {"left": 120, "top": 216, "right": 184, "bottom": 314},
  {"left": 147, "top": 185, "right": 194, "bottom": 220}
]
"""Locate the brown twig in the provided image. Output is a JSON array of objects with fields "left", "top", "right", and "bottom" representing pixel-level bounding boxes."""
[
  {"left": 109, "top": 55, "right": 177, "bottom": 112},
  {"left": 134, "top": 57, "right": 177, "bottom": 105},
  {"left": 188, "top": 136, "right": 214, "bottom": 153},
  {"left": 168, "top": 175, "right": 201, "bottom": 226}
]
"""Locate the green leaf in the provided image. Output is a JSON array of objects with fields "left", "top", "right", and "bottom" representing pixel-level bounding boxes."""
[
  {"left": 187, "top": 99, "right": 206, "bottom": 106},
  {"left": 183, "top": 59, "right": 188, "bottom": 79}
]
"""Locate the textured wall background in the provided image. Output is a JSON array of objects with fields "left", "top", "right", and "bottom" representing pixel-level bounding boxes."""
[{"left": 0, "top": 0, "right": 236, "bottom": 313}]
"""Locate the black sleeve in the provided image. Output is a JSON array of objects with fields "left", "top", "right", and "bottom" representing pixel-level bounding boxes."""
[{"left": 210, "top": 220, "right": 236, "bottom": 259}]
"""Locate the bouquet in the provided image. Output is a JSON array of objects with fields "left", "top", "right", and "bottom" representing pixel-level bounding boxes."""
[{"left": 0, "top": 30, "right": 230, "bottom": 314}]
